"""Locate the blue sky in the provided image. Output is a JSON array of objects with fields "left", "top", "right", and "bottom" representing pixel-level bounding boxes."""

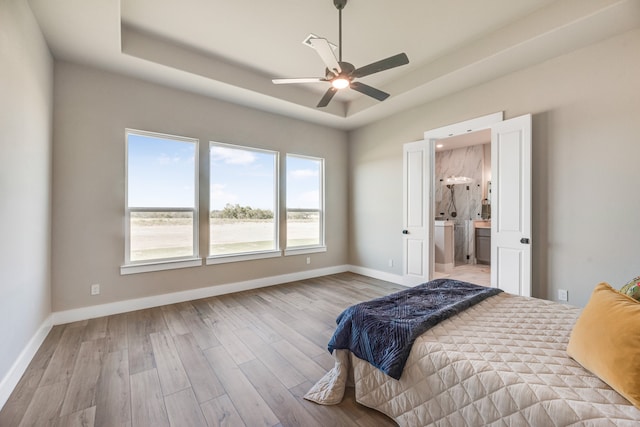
[
  {"left": 128, "top": 133, "right": 196, "bottom": 208},
  {"left": 210, "top": 145, "right": 275, "bottom": 210},
  {"left": 286, "top": 155, "right": 321, "bottom": 210},
  {"left": 210, "top": 145, "right": 321, "bottom": 211},
  {"left": 128, "top": 133, "right": 320, "bottom": 211}
]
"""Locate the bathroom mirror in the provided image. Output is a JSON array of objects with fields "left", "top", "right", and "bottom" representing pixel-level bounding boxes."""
[{"left": 481, "top": 181, "right": 492, "bottom": 219}]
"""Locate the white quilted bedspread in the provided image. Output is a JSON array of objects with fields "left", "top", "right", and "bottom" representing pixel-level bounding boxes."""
[{"left": 306, "top": 292, "right": 640, "bottom": 426}]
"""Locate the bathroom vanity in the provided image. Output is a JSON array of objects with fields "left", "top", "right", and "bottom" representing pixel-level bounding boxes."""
[{"left": 474, "top": 221, "right": 491, "bottom": 265}]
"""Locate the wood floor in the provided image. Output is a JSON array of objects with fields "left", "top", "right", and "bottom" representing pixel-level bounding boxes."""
[{"left": 0, "top": 273, "right": 406, "bottom": 427}]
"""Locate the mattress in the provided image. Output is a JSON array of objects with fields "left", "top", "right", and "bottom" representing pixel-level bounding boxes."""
[{"left": 306, "top": 292, "right": 640, "bottom": 426}]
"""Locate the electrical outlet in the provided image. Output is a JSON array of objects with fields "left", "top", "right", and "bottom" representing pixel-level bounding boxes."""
[
  {"left": 388, "top": 259, "right": 393, "bottom": 267},
  {"left": 91, "top": 283, "right": 100, "bottom": 296},
  {"left": 558, "top": 289, "right": 568, "bottom": 302},
  {"left": 306, "top": 256, "right": 311, "bottom": 265}
]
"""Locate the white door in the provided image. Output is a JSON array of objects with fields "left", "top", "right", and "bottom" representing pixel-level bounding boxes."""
[
  {"left": 402, "top": 140, "right": 431, "bottom": 286},
  {"left": 491, "top": 114, "right": 532, "bottom": 296}
]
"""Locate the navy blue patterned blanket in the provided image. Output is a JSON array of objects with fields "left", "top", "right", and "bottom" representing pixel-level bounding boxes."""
[{"left": 328, "top": 279, "right": 503, "bottom": 380}]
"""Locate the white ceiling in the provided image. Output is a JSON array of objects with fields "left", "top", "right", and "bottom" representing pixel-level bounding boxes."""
[
  {"left": 436, "top": 129, "right": 491, "bottom": 152},
  {"left": 28, "top": 0, "right": 640, "bottom": 130}
]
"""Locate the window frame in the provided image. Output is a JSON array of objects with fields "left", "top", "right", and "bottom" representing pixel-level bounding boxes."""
[
  {"left": 284, "top": 153, "right": 326, "bottom": 256},
  {"left": 121, "top": 129, "right": 202, "bottom": 275},
  {"left": 206, "top": 141, "right": 281, "bottom": 265}
]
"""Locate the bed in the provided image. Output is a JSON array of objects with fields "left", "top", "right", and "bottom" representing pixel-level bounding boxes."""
[{"left": 305, "top": 279, "right": 640, "bottom": 426}]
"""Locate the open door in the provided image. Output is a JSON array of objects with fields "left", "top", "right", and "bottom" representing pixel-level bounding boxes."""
[
  {"left": 491, "top": 114, "right": 532, "bottom": 296},
  {"left": 402, "top": 140, "right": 432, "bottom": 286}
]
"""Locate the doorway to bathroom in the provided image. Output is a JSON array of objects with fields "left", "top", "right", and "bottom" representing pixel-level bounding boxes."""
[
  {"left": 433, "top": 129, "right": 491, "bottom": 286},
  {"left": 402, "top": 112, "right": 532, "bottom": 295}
]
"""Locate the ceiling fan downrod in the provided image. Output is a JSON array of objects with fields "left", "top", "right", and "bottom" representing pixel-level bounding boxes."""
[{"left": 334, "top": 0, "right": 347, "bottom": 62}]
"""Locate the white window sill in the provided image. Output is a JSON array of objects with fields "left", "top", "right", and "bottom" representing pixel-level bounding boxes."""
[
  {"left": 206, "top": 250, "right": 282, "bottom": 265},
  {"left": 284, "top": 246, "right": 327, "bottom": 256},
  {"left": 120, "top": 258, "right": 203, "bottom": 275}
]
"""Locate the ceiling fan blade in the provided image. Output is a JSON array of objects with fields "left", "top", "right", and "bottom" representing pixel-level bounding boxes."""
[
  {"left": 272, "top": 78, "right": 327, "bottom": 84},
  {"left": 351, "top": 53, "right": 409, "bottom": 78},
  {"left": 317, "top": 87, "right": 338, "bottom": 108},
  {"left": 350, "top": 81, "right": 390, "bottom": 101},
  {"left": 309, "top": 38, "right": 342, "bottom": 74}
]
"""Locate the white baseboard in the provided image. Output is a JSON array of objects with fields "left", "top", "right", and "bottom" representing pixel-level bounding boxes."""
[
  {"left": 0, "top": 315, "right": 53, "bottom": 411},
  {"left": 347, "top": 265, "right": 406, "bottom": 286},
  {"left": 52, "top": 265, "right": 350, "bottom": 325}
]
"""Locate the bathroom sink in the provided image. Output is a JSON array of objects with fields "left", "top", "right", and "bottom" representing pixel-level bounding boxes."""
[{"left": 474, "top": 220, "right": 491, "bottom": 228}]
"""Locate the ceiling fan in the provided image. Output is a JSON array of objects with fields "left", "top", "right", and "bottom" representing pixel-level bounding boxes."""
[{"left": 272, "top": 0, "right": 409, "bottom": 108}]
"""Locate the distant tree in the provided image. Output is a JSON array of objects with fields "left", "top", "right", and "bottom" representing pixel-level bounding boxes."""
[{"left": 211, "top": 203, "right": 273, "bottom": 219}]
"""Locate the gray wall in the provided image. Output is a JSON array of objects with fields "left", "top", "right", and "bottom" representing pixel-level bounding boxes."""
[
  {"left": 349, "top": 28, "right": 640, "bottom": 307},
  {"left": 52, "top": 62, "right": 349, "bottom": 312},
  {"left": 0, "top": 0, "right": 53, "bottom": 387}
]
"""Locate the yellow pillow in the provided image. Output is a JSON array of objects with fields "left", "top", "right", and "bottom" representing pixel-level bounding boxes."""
[{"left": 567, "top": 282, "right": 640, "bottom": 408}]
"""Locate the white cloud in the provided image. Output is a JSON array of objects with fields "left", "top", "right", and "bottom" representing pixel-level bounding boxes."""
[
  {"left": 211, "top": 146, "right": 256, "bottom": 165},
  {"left": 290, "top": 168, "right": 318, "bottom": 179},
  {"left": 210, "top": 183, "right": 238, "bottom": 208}
]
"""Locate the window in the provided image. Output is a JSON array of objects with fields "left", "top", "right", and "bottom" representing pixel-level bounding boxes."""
[
  {"left": 286, "top": 154, "right": 325, "bottom": 253},
  {"left": 123, "top": 132, "right": 324, "bottom": 270},
  {"left": 122, "top": 130, "right": 200, "bottom": 274},
  {"left": 208, "top": 142, "right": 279, "bottom": 262}
]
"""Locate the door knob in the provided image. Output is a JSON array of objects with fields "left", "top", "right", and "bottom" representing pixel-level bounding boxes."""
[
  {"left": 520, "top": 238, "right": 530, "bottom": 244},
  {"left": 402, "top": 230, "right": 409, "bottom": 234}
]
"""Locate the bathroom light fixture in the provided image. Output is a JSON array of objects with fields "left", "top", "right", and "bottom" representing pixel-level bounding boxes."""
[{"left": 444, "top": 176, "right": 473, "bottom": 185}]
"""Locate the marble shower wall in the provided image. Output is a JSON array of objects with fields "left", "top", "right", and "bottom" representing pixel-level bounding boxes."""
[{"left": 435, "top": 144, "right": 487, "bottom": 264}]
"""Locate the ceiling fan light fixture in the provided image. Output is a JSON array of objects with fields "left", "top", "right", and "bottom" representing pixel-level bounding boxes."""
[{"left": 331, "top": 77, "right": 350, "bottom": 89}]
